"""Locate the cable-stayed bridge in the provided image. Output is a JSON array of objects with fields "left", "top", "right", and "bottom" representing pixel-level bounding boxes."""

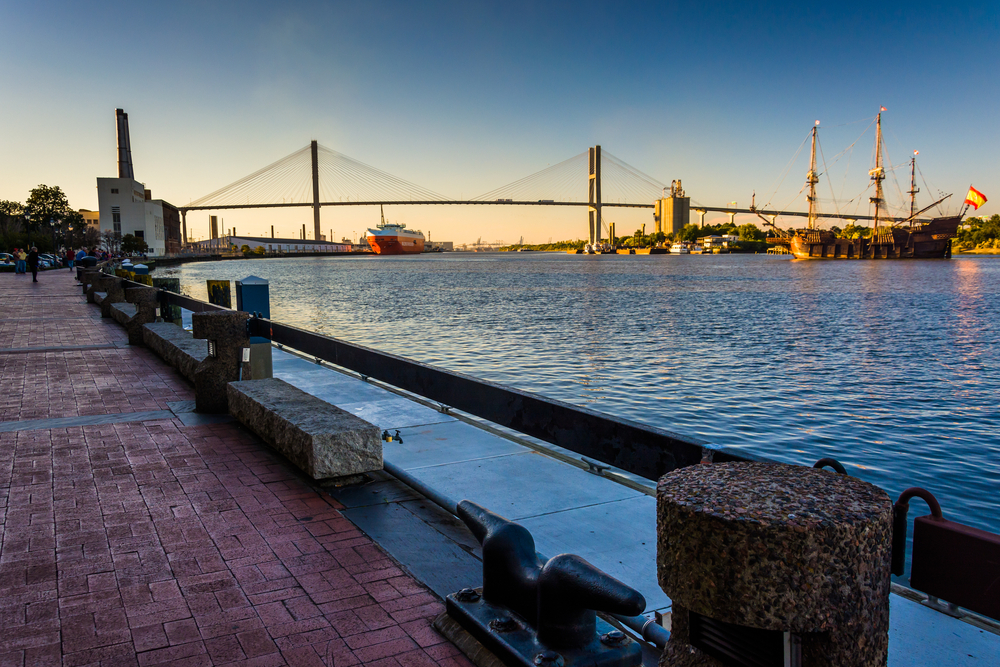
[{"left": 179, "top": 141, "right": 875, "bottom": 245}]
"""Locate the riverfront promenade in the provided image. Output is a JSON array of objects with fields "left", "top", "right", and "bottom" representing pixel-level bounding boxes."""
[{"left": 0, "top": 271, "right": 471, "bottom": 665}]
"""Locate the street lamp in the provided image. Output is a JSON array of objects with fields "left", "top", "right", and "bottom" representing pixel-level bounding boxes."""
[{"left": 49, "top": 218, "right": 57, "bottom": 251}]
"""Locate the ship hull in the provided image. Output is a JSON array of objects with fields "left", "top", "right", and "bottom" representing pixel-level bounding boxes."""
[
  {"left": 784, "top": 216, "right": 959, "bottom": 260},
  {"left": 367, "top": 235, "right": 425, "bottom": 255}
]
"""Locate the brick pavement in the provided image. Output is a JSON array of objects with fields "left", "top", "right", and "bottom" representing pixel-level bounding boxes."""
[{"left": 0, "top": 271, "right": 472, "bottom": 666}]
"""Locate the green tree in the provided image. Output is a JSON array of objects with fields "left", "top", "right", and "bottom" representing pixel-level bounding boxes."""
[
  {"left": 0, "top": 200, "right": 24, "bottom": 239},
  {"left": 24, "top": 185, "right": 71, "bottom": 234},
  {"left": 679, "top": 223, "right": 701, "bottom": 242},
  {"left": 0, "top": 200, "right": 23, "bottom": 216},
  {"left": 839, "top": 223, "right": 871, "bottom": 239},
  {"left": 737, "top": 223, "right": 765, "bottom": 242},
  {"left": 121, "top": 234, "right": 148, "bottom": 255}
]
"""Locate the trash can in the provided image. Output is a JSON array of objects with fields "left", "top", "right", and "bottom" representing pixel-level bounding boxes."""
[{"left": 80, "top": 256, "right": 98, "bottom": 268}]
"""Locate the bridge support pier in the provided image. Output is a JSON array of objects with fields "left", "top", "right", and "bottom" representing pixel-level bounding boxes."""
[
  {"left": 728, "top": 211, "right": 737, "bottom": 226},
  {"left": 694, "top": 208, "right": 706, "bottom": 227},
  {"left": 311, "top": 140, "right": 321, "bottom": 241},
  {"left": 589, "top": 146, "right": 601, "bottom": 246}
]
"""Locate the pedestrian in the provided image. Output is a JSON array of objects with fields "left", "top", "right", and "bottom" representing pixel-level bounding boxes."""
[
  {"left": 65, "top": 248, "right": 75, "bottom": 269},
  {"left": 16, "top": 248, "right": 27, "bottom": 275},
  {"left": 27, "top": 246, "right": 39, "bottom": 282},
  {"left": 75, "top": 247, "right": 86, "bottom": 264}
]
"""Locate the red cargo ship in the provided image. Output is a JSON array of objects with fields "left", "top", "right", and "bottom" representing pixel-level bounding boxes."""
[{"left": 366, "top": 206, "right": 425, "bottom": 255}]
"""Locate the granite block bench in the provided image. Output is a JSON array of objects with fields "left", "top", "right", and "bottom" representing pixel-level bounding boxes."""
[
  {"left": 227, "top": 378, "right": 382, "bottom": 481},
  {"left": 93, "top": 292, "right": 108, "bottom": 305},
  {"left": 110, "top": 302, "right": 137, "bottom": 326},
  {"left": 142, "top": 322, "right": 210, "bottom": 382}
]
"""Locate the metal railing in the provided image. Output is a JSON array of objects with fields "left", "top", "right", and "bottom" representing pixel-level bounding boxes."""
[{"left": 108, "top": 279, "right": 755, "bottom": 481}]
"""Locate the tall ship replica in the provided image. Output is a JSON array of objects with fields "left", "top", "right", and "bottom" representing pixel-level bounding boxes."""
[
  {"left": 366, "top": 206, "right": 425, "bottom": 255},
  {"left": 766, "top": 110, "right": 977, "bottom": 260}
]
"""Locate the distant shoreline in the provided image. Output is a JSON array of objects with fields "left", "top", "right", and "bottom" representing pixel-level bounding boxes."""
[{"left": 955, "top": 249, "right": 1000, "bottom": 255}]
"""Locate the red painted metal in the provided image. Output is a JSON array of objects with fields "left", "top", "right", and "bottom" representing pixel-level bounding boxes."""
[{"left": 909, "top": 514, "right": 1000, "bottom": 621}]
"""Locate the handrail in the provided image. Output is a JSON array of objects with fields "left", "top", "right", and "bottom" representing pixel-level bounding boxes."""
[
  {"left": 144, "top": 285, "right": 753, "bottom": 481},
  {"left": 252, "top": 317, "right": 752, "bottom": 481}
]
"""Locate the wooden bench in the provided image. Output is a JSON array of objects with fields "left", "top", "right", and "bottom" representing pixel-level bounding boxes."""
[
  {"left": 227, "top": 378, "right": 382, "bottom": 480},
  {"left": 142, "top": 322, "right": 210, "bottom": 382}
]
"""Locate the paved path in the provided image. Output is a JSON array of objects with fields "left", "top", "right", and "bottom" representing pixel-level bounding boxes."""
[{"left": 0, "top": 270, "right": 471, "bottom": 666}]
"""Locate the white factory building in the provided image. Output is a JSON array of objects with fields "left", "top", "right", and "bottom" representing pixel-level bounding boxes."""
[
  {"left": 95, "top": 109, "right": 181, "bottom": 256},
  {"left": 96, "top": 178, "right": 166, "bottom": 255}
]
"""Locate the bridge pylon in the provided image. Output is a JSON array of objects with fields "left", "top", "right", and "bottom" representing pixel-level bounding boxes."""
[
  {"left": 589, "top": 146, "right": 601, "bottom": 246},
  {"left": 311, "top": 140, "right": 321, "bottom": 240}
]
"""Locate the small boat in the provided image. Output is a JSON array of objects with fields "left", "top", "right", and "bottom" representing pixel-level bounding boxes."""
[{"left": 670, "top": 243, "right": 690, "bottom": 254}]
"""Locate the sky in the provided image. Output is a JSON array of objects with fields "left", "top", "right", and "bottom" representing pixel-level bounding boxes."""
[{"left": 1, "top": 0, "right": 997, "bottom": 245}]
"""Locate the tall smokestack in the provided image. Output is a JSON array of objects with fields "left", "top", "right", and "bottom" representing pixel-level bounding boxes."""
[{"left": 116, "top": 108, "right": 134, "bottom": 179}]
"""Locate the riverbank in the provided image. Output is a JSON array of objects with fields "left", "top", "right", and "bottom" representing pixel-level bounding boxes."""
[
  {"left": 956, "top": 248, "right": 1000, "bottom": 255},
  {"left": 156, "top": 250, "right": 372, "bottom": 268}
]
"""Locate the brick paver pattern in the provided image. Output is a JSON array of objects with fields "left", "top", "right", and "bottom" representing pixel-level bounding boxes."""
[{"left": 0, "top": 271, "right": 471, "bottom": 666}]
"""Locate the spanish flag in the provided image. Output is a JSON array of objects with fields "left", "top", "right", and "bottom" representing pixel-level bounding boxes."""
[{"left": 965, "top": 186, "right": 988, "bottom": 210}]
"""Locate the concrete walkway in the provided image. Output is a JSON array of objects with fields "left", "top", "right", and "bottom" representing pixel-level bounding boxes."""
[{"left": 0, "top": 271, "right": 471, "bottom": 666}]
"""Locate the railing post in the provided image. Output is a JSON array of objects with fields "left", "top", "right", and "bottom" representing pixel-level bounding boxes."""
[
  {"left": 191, "top": 311, "right": 251, "bottom": 413},
  {"left": 124, "top": 286, "right": 159, "bottom": 346},
  {"left": 98, "top": 276, "right": 125, "bottom": 318},
  {"left": 81, "top": 269, "right": 101, "bottom": 300}
]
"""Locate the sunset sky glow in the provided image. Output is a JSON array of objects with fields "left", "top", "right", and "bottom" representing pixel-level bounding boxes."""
[{"left": 1, "top": 0, "right": 997, "bottom": 244}]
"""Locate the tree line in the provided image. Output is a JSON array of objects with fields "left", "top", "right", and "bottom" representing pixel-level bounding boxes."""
[{"left": 0, "top": 184, "right": 149, "bottom": 255}]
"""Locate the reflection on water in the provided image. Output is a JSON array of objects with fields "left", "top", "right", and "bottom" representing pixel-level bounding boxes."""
[{"left": 163, "top": 253, "right": 1000, "bottom": 532}]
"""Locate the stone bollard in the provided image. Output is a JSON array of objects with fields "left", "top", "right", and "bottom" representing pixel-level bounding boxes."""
[
  {"left": 98, "top": 276, "right": 126, "bottom": 318},
  {"left": 81, "top": 270, "right": 101, "bottom": 299},
  {"left": 124, "top": 286, "right": 159, "bottom": 346},
  {"left": 191, "top": 310, "right": 250, "bottom": 413},
  {"left": 657, "top": 462, "right": 891, "bottom": 667}
]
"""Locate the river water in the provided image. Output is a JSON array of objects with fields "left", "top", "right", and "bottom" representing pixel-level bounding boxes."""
[{"left": 161, "top": 253, "right": 1000, "bottom": 533}]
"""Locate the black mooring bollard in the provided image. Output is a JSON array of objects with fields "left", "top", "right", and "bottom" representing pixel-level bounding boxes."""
[{"left": 445, "top": 500, "right": 645, "bottom": 667}]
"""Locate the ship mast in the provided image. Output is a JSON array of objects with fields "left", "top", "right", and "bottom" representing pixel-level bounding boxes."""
[
  {"left": 806, "top": 123, "right": 819, "bottom": 230},
  {"left": 909, "top": 152, "right": 920, "bottom": 225},
  {"left": 869, "top": 111, "right": 886, "bottom": 231}
]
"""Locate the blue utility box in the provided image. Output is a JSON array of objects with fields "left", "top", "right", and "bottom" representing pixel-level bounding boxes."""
[{"left": 236, "top": 276, "right": 272, "bottom": 379}]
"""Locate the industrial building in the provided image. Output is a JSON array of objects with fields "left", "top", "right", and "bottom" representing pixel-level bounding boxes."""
[
  {"left": 189, "top": 235, "right": 352, "bottom": 254},
  {"left": 96, "top": 109, "right": 181, "bottom": 256}
]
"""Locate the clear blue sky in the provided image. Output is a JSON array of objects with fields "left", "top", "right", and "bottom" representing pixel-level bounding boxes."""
[{"left": 1, "top": 1, "right": 996, "bottom": 244}]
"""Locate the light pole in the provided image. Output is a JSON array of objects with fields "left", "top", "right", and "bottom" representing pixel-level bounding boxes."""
[{"left": 49, "top": 218, "right": 57, "bottom": 251}]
